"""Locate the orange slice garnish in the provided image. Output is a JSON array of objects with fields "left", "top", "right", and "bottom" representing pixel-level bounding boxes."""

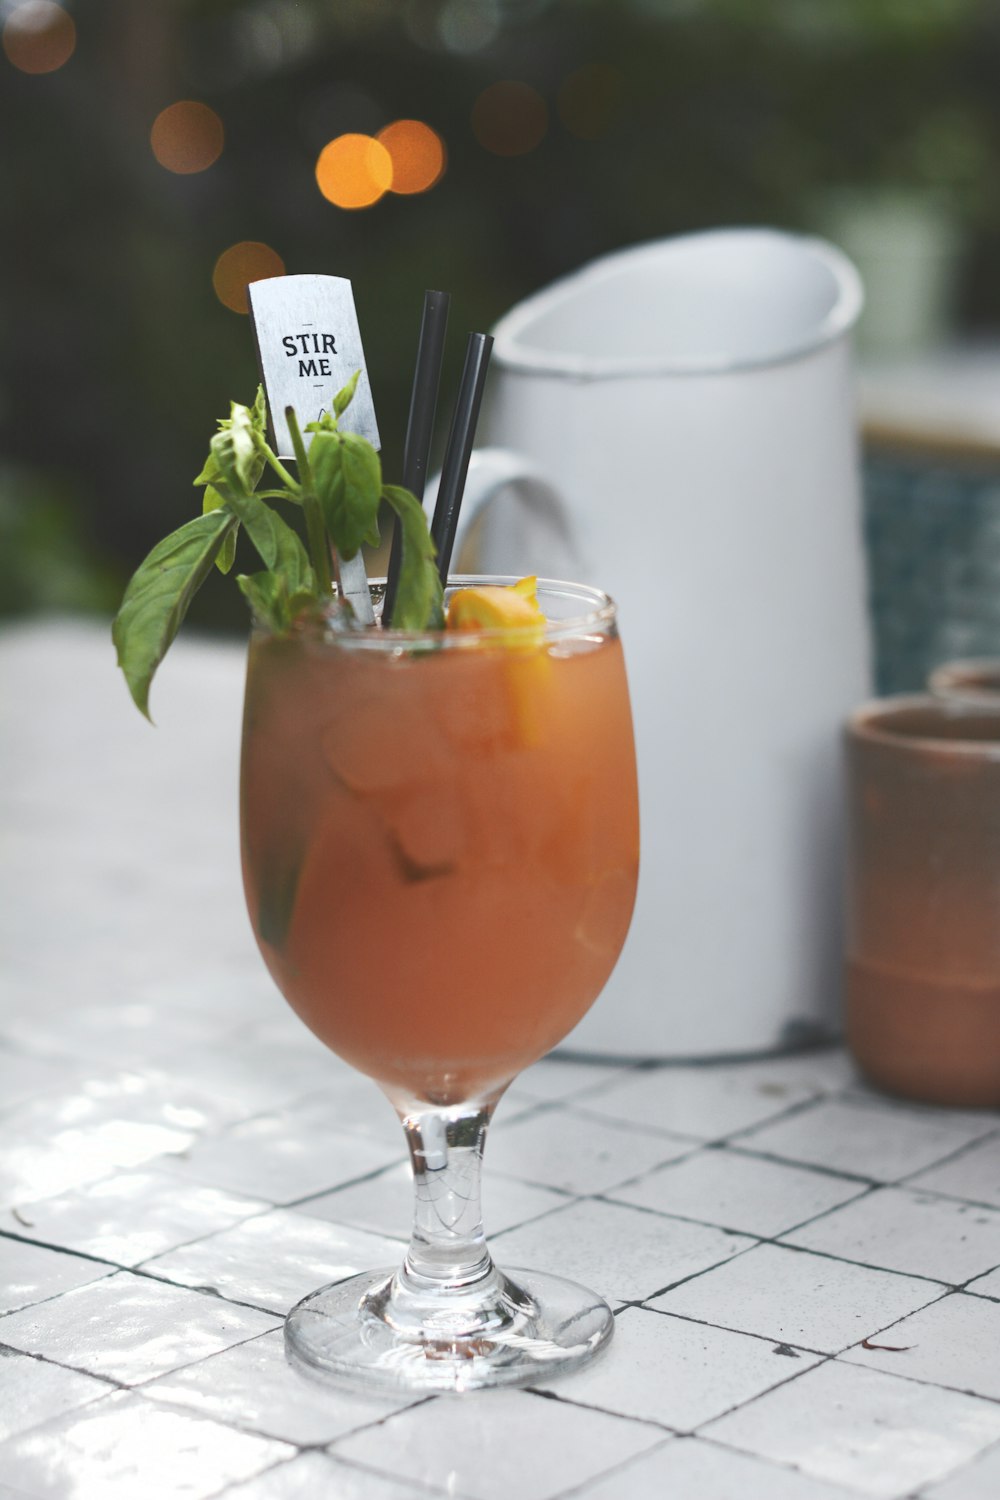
[{"left": 445, "top": 577, "right": 545, "bottom": 647}]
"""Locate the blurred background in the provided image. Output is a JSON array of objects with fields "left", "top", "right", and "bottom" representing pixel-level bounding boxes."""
[{"left": 6, "top": 0, "right": 1000, "bottom": 678}]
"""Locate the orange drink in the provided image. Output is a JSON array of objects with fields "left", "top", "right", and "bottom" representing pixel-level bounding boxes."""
[{"left": 241, "top": 579, "right": 639, "bottom": 1105}]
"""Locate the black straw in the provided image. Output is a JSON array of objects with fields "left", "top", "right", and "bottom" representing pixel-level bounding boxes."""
[
  {"left": 431, "top": 331, "right": 494, "bottom": 583},
  {"left": 383, "top": 290, "right": 450, "bottom": 625}
]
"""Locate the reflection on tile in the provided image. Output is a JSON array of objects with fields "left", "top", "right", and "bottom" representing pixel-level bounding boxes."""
[
  {"left": 923, "top": 1439, "right": 1000, "bottom": 1500},
  {"left": 486, "top": 1108, "right": 688, "bottom": 1195},
  {"left": 704, "top": 1360, "right": 1000, "bottom": 1498},
  {"left": 17, "top": 1170, "right": 268, "bottom": 1267},
  {"left": 0, "top": 1048, "right": 81, "bottom": 1118},
  {"left": 0, "top": 1237, "right": 111, "bottom": 1315},
  {"left": 610, "top": 1148, "right": 867, "bottom": 1238},
  {"left": 740, "top": 1099, "right": 995, "bottom": 1183},
  {"left": 580, "top": 1053, "right": 851, "bottom": 1141},
  {"left": 0, "top": 1353, "right": 108, "bottom": 1444},
  {"left": 304, "top": 1162, "right": 565, "bottom": 1241},
  {"left": 0, "top": 1115, "right": 194, "bottom": 1211},
  {"left": 333, "top": 1389, "right": 663, "bottom": 1500},
  {"left": 783, "top": 1188, "right": 1000, "bottom": 1284},
  {"left": 573, "top": 1434, "right": 866, "bottom": 1500},
  {"left": 220, "top": 1451, "right": 453, "bottom": 1499},
  {"left": 0, "top": 1271, "right": 277, "bottom": 1383},
  {"left": 163, "top": 1113, "right": 403, "bottom": 1206},
  {"left": 0, "top": 1389, "right": 290, "bottom": 1500},
  {"left": 144, "top": 1208, "right": 405, "bottom": 1315},
  {"left": 144, "top": 1328, "right": 414, "bottom": 1445},
  {"left": 539, "top": 1306, "right": 821, "bottom": 1430},
  {"left": 842, "top": 1291, "right": 1000, "bottom": 1400},
  {"left": 495, "top": 1199, "right": 754, "bottom": 1303},
  {"left": 651, "top": 1243, "right": 941, "bottom": 1353},
  {"left": 906, "top": 1133, "right": 1000, "bottom": 1209}
]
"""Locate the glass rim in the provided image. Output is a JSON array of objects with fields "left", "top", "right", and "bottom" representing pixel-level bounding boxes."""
[{"left": 252, "top": 575, "right": 619, "bottom": 651}]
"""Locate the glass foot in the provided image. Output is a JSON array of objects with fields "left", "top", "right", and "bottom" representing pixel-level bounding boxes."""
[{"left": 285, "top": 1265, "right": 614, "bottom": 1394}]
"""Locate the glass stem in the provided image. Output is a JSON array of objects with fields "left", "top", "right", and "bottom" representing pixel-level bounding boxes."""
[{"left": 397, "top": 1099, "right": 496, "bottom": 1296}]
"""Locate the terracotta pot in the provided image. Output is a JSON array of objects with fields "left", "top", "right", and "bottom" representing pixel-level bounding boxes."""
[{"left": 845, "top": 696, "right": 1000, "bottom": 1107}]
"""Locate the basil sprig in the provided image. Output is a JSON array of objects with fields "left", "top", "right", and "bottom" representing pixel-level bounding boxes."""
[{"left": 112, "top": 376, "right": 443, "bottom": 718}]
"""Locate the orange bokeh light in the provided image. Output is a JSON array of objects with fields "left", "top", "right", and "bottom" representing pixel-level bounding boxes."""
[
  {"left": 315, "top": 134, "right": 393, "bottom": 210},
  {"left": 3, "top": 1, "right": 75, "bottom": 75},
  {"left": 378, "top": 119, "right": 446, "bottom": 196},
  {"left": 212, "top": 242, "right": 285, "bottom": 315},
  {"left": 151, "top": 100, "right": 224, "bottom": 175},
  {"left": 471, "top": 81, "right": 547, "bottom": 158}
]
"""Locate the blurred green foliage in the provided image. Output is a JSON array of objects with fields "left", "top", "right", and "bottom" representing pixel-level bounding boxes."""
[{"left": 3, "top": 0, "right": 1000, "bottom": 628}]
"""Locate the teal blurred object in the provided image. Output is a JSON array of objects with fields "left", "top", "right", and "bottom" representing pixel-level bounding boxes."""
[{"left": 864, "top": 448, "right": 1000, "bottom": 693}]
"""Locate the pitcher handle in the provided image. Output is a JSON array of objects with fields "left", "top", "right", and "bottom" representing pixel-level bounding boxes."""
[{"left": 424, "top": 447, "right": 584, "bottom": 579}]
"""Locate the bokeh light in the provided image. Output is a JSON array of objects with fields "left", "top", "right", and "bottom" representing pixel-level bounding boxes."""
[
  {"left": 378, "top": 120, "right": 446, "bottom": 195},
  {"left": 315, "top": 133, "right": 393, "bottom": 209},
  {"left": 471, "top": 81, "right": 547, "bottom": 157},
  {"left": 212, "top": 242, "right": 285, "bottom": 315},
  {"left": 3, "top": 1, "right": 75, "bottom": 75},
  {"left": 150, "top": 101, "right": 225, "bottom": 175},
  {"left": 557, "top": 64, "right": 623, "bottom": 141}
]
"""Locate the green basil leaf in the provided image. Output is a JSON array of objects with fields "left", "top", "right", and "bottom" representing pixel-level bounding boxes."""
[
  {"left": 113, "top": 509, "right": 238, "bottom": 720},
  {"left": 311, "top": 431, "right": 382, "bottom": 561},
  {"left": 382, "top": 483, "right": 444, "bottom": 631},
  {"left": 237, "top": 569, "right": 320, "bottom": 633},
  {"left": 210, "top": 405, "right": 257, "bottom": 495},
  {"left": 202, "top": 485, "right": 237, "bottom": 574},
  {"left": 333, "top": 369, "right": 361, "bottom": 417},
  {"left": 224, "top": 490, "right": 314, "bottom": 592}
]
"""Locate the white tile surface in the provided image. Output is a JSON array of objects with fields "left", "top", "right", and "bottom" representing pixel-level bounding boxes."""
[
  {"left": 0, "top": 1389, "right": 290, "bottom": 1500},
  {"left": 580, "top": 1052, "right": 853, "bottom": 1141},
  {"left": 0, "top": 1271, "right": 277, "bottom": 1383},
  {"left": 0, "top": 1111, "right": 195, "bottom": 1211},
  {"left": 610, "top": 1147, "right": 866, "bottom": 1237},
  {"left": 967, "top": 1263, "right": 1000, "bottom": 1300},
  {"left": 284, "top": 1078, "right": 409, "bottom": 1153},
  {"left": 143, "top": 1328, "right": 414, "bottom": 1445},
  {"left": 651, "top": 1242, "right": 942, "bottom": 1352},
  {"left": 303, "top": 1161, "right": 565, "bottom": 1240},
  {"left": 162, "top": 1113, "right": 403, "bottom": 1205},
  {"left": 784, "top": 1187, "right": 1000, "bottom": 1284},
  {"left": 10, "top": 623, "right": 1000, "bottom": 1500},
  {"left": 705, "top": 1359, "right": 1000, "bottom": 1498},
  {"left": 842, "top": 1291, "right": 1000, "bottom": 1400},
  {"left": 741, "top": 1099, "right": 996, "bottom": 1182},
  {"left": 0, "top": 1352, "right": 109, "bottom": 1443},
  {"left": 538, "top": 1306, "right": 821, "bottom": 1429},
  {"left": 922, "top": 1440, "right": 1000, "bottom": 1500},
  {"left": 573, "top": 1435, "right": 868, "bottom": 1500},
  {"left": 0, "top": 1237, "right": 111, "bottom": 1314},
  {"left": 495, "top": 1198, "right": 755, "bottom": 1303},
  {"left": 333, "top": 1389, "right": 663, "bottom": 1500},
  {"left": 155, "top": 1031, "right": 345, "bottom": 1120},
  {"left": 0, "top": 1048, "right": 82, "bottom": 1118},
  {"left": 485, "top": 1107, "right": 689, "bottom": 1194},
  {"left": 143, "top": 1208, "right": 405, "bottom": 1314},
  {"left": 907, "top": 1132, "right": 1000, "bottom": 1209},
  {"left": 514, "top": 1057, "right": 634, "bottom": 1102},
  {"left": 219, "top": 1452, "right": 451, "bottom": 1499},
  {"left": 14, "top": 1170, "right": 269, "bottom": 1267}
]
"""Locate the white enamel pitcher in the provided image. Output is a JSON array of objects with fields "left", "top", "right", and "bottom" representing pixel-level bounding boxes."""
[{"left": 448, "top": 228, "right": 870, "bottom": 1058}]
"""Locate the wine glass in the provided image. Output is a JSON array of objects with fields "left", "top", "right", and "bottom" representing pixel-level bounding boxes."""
[{"left": 240, "top": 576, "right": 639, "bottom": 1392}]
